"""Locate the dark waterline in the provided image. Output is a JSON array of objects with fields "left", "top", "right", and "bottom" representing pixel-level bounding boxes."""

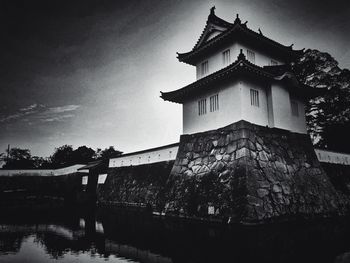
[{"left": 0, "top": 208, "right": 350, "bottom": 263}]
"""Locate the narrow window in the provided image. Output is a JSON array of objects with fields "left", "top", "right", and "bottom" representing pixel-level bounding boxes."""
[
  {"left": 250, "top": 89, "right": 259, "bottom": 107},
  {"left": 270, "top": 60, "right": 278, "bottom": 66},
  {"left": 210, "top": 94, "right": 219, "bottom": 112},
  {"left": 291, "top": 100, "right": 299, "bottom": 116},
  {"left": 247, "top": 50, "right": 255, "bottom": 63},
  {"left": 198, "top": 98, "right": 207, "bottom": 115},
  {"left": 222, "top": 49, "right": 230, "bottom": 66},
  {"left": 200, "top": 61, "right": 209, "bottom": 76}
]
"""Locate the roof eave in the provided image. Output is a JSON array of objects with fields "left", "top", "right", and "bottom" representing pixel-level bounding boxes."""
[
  {"left": 177, "top": 24, "right": 299, "bottom": 66},
  {"left": 162, "top": 54, "right": 274, "bottom": 103}
]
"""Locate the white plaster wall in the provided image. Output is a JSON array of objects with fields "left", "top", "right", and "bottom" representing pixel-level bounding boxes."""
[
  {"left": 0, "top": 164, "right": 88, "bottom": 177},
  {"left": 109, "top": 145, "right": 179, "bottom": 168},
  {"left": 289, "top": 98, "right": 307, "bottom": 133},
  {"left": 183, "top": 80, "right": 242, "bottom": 134},
  {"left": 82, "top": 176, "right": 88, "bottom": 185},
  {"left": 270, "top": 83, "right": 307, "bottom": 134},
  {"left": 240, "top": 80, "right": 269, "bottom": 127},
  {"left": 270, "top": 83, "right": 292, "bottom": 131},
  {"left": 235, "top": 43, "right": 285, "bottom": 67},
  {"left": 195, "top": 41, "right": 285, "bottom": 79},
  {"left": 196, "top": 43, "right": 239, "bottom": 79},
  {"left": 182, "top": 78, "right": 306, "bottom": 134},
  {"left": 315, "top": 149, "right": 350, "bottom": 165},
  {"left": 53, "top": 164, "right": 88, "bottom": 175},
  {"left": 0, "top": 169, "right": 54, "bottom": 177},
  {"left": 98, "top": 174, "right": 108, "bottom": 184},
  {"left": 266, "top": 86, "right": 274, "bottom": 127}
]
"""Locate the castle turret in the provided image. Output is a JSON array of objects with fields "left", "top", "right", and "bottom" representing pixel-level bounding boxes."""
[
  {"left": 161, "top": 8, "right": 347, "bottom": 223},
  {"left": 161, "top": 7, "right": 319, "bottom": 135}
]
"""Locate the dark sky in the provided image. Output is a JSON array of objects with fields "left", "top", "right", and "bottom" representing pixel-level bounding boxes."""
[{"left": 0, "top": 0, "right": 349, "bottom": 157}]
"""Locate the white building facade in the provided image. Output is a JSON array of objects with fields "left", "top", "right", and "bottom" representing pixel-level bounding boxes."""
[{"left": 161, "top": 8, "right": 314, "bottom": 135}]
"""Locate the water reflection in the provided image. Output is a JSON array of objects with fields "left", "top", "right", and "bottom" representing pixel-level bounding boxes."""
[{"left": 0, "top": 208, "right": 349, "bottom": 263}]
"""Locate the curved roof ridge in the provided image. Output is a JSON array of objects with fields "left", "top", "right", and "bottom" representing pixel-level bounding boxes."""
[
  {"left": 191, "top": 6, "right": 233, "bottom": 51},
  {"left": 177, "top": 8, "right": 303, "bottom": 65}
]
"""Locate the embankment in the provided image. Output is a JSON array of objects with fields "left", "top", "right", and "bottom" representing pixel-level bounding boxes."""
[{"left": 0, "top": 173, "right": 83, "bottom": 211}]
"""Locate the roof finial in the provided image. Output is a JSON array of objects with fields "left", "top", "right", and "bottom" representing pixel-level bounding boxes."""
[
  {"left": 234, "top": 13, "right": 241, "bottom": 24},
  {"left": 238, "top": 49, "right": 246, "bottom": 60},
  {"left": 210, "top": 6, "right": 216, "bottom": 15}
]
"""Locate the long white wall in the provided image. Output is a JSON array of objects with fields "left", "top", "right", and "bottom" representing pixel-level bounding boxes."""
[
  {"left": 108, "top": 144, "right": 350, "bottom": 170},
  {"left": 195, "top": 41, "right": 285, "bottom": 79},
  {"left": 0, "top": 169, "right": 55, "bottom": 177},
  {"left": 0, "top": 164, "right": 88, "bottom": 177},
  {"left": 315, "top": 149, "right": 350, "bottom": 165},
  {"left": 109, "top": 144, "right": 179, "bottom": 168}
]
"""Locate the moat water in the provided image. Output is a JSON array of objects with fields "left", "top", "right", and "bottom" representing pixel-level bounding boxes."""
[{"left": 0, "top": 208, "right": 350, "bottom": 263}]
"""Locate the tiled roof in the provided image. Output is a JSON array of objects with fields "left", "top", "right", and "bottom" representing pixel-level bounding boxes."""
[
  {"left": 78, "top": 160, "right": 105, "bottom": 170},
  {"left": 110, "top": 143, "right": 179, "bottom": 159},
  {"left": 192, "top": 6, "right": 233, "bottom": 50},
  {"left": 161, "top": 51, "right": 322, "bottom": 103},
  {"left": 161, "top": 50, "right": 273, "bottom": 103},
  {"left": 177, "top": 8, "right": 302, "bottom": 65}
]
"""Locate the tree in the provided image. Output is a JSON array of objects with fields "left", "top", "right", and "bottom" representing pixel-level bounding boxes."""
[
  {"left": 0, "top": 144, "right": 122, "bottom": 169},
  {"left": 293, "top": 49, "right": 350, "bottom": 153},
  {"left": 31, "top": 156, "right": 52, "bottom": 169},
  {"left": 49, "top": 145, "right": 96, "bottom": 168},
  {"left": 95, "top": 146, "right": 122, "bottom": 160},
  {"left": 1, "top": 147, "right": 35, "bottom": 169},
  {"left": 72, "top": 146, "right": 95, "bottom": 164},
  {"left": 49, "top": 145, "right": 74, "bottom": 168}
]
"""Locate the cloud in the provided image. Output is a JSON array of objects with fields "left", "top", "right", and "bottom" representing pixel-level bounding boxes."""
[
  {"left": 0, "top": 113, "right": 22, "bottom": 122},
  {"left": 40, "top": 114, "right": 76, "bottom": 122},
  {"left": 46, "top": 105, "right": 81, "bottom": 114},
  {"left": 0, "top": 104, "right": 81, "bottom": 124},
  {"left": 0, "top": 104, "right": 41, "bottom": 122},
  {"left": 19, "top": 103, "right": 39, "bottom": 112}
]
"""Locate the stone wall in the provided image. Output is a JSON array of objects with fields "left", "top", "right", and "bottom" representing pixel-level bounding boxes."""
[
  {"left": 165, "top": 120, "right": 349, "bottom": 223},
  {"left": 98, "top": 161, "right": 174, "bottom": 211}
]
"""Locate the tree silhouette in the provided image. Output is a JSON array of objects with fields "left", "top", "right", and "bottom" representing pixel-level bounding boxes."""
[
  {"left": 294, "top": 49, "right": 350, "bottom": 153},
  {"left": 49, "top": 145, "right": 74, "bottom": 168},
  {"left": 2, "top": 148, "right": 34, "bottom": 169},
  {"left": 95, "top": 146, "right": 123, "bottom": 160}
]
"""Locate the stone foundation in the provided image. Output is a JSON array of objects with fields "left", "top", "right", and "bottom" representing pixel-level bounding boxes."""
[{"left": 165, "top": 120, "right": 348, "bottom": 223}]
